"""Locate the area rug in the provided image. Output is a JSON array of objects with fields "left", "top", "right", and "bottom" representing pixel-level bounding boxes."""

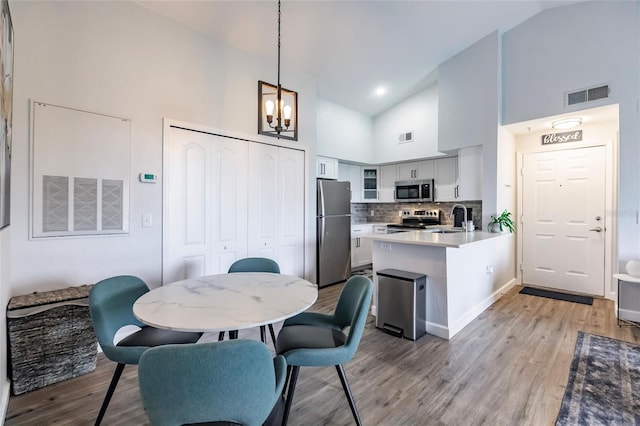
[
  {"left": 520, "top": 286, "right": 593, "bottom": 305},
  {"left": 556, "top": 331, "right": 640, "bottom": 425}
]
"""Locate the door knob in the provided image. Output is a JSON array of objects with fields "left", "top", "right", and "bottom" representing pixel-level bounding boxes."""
[{"left": 589, "top": 227, "right": 603, "bottom": 232}]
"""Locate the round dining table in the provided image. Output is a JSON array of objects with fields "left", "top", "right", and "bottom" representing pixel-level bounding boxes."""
[{"left": 133, "top": 272, "right": 318, "bottom": 333}]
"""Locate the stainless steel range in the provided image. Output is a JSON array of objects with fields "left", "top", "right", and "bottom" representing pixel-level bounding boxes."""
[{"left": 387, "top": 209, "right": 441, "bottom": 231}]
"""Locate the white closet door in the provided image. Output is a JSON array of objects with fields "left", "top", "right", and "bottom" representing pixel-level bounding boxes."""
[
  {"left": 211, "top": 135, "right": 249, "bottom": 274},
  {"left": 164, "top": 128, "right": 213, "bottom": 283},
  {"left": 164, "top": 128, "right": 248, "bottom": 283},
  {"left": 278, "top": 147, "right": 305, "bottom": 276},
  {"left": 248, "top": 143, "right": 279, "bottom": 259}
]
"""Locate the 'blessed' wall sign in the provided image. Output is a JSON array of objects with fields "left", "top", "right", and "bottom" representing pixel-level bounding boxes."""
[{"left": 541, "top": 130, "right": 582, "bottom": 145}]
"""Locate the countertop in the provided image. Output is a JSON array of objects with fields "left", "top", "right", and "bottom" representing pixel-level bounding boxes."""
[{"left": 365, "top": 229, "right": 511, "bottom": 248}]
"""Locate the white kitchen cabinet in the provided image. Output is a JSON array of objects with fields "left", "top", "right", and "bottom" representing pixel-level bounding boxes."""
[
  {"left": 397, "top": 160, "right": 434, "bottom": 181},
  {"left": 457, "top": 146, "right": 482, "bottom": 201},
  {"left": 434, "top": 157, "right": 457, "bottom": 202},
  {"left": 378, "top": 165, "right": 397, "bottom": 202},
  {"left": 338, "top": 162, "right": 362, "bottom": 202},
  {"left": 361, "top": 167, "right": 379, "bottom": 201},
  {"left": 338, "top": 162, "right": 349, "bottom": 182},
  {"left": 316, "top": 156, "right": 339, "bottom": 179},
  {"left": 351, "top": 224, "right": 373, "bottom": 268}
]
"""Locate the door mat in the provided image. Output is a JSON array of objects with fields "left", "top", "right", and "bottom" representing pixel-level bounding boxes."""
[{"left": 519, "top": 286, "right": 593, "bottom": 305}]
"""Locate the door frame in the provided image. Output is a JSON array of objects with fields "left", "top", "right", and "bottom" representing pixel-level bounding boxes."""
[{"left": 516, "top": 136, "right": 618, "bottom": 300}]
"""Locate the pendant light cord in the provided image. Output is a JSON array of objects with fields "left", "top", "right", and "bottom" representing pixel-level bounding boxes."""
[{"left": 276, "top": 0, "right": 282, "bottom": 129}]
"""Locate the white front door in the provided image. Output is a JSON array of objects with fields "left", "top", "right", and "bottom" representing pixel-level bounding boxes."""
[{"left": 521, "top": 146, "right": 606, "bottom": 296}]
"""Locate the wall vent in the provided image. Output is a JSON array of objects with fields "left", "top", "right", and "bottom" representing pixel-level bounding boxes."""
[
  {"left": 398, "top": 131, "right": 413, "bottom": 144},
  {"left": 566, "top": 84, "right": 610, "bottom": 106}
]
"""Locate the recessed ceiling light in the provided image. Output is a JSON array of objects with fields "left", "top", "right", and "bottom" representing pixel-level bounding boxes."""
[
  {"left": 552, "top": 117, "right": 582, "bottom": 130},
  {"left": 374, "top": 86, "right": 386, "bottom": 97}
]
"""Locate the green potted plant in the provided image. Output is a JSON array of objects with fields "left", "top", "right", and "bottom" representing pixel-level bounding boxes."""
[{"left": 488, "top": 210, "right": 515, "bottom": 233}]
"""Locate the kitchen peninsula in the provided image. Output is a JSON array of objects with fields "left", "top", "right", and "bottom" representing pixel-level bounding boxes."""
[{"left": 368, "top": 230, "right": 515, "bottom": 339}]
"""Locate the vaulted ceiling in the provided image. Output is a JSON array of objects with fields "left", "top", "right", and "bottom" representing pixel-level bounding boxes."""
[{"left": 137, "top": 0, "right": 581, "bottom": 117}]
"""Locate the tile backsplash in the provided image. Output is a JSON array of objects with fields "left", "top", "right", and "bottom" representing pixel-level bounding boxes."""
[{"left": 352, "top": 201, "right": 483, "bottom": 229}]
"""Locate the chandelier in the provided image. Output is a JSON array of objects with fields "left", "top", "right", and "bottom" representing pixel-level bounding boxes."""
[{"left": 258, "top": 0, "right": 298, "bottom": 141}]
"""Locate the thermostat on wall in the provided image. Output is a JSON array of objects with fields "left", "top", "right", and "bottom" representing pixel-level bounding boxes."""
[{"left": 139, "top": 173, "right": 158, "bottom": 183}]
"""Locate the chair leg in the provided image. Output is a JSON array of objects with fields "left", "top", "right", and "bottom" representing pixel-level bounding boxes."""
[
  {"left": 260, "top": 325, "right": 267, "bottom": 343},
  {"left": 281, "top": 366, "right": 300, "bottom": 426},
  {"left": 218, "top": 331, "right": 225, "bottom": 341},
  {"left": 95, "top": 363, "right": 125, "bottom": 426},
  {"left": 268, "top": 324, "right": 277, "bottom": 347},
  {"left": 335, "top": 364, "right": 362, "bottom": 426}
]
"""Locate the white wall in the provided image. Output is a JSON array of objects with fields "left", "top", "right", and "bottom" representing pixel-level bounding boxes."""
[
  {"left": 316, "top": 98, "right": 374, "bottom": 164},
  {"left": 438, "top": 31, "right": 499, "bottom": 153},
  {"left": 502, "top": 0, "right": 640, "bottom": 263},
  {"left": 372, "top": 84, "right": 440, "bottom": 163},
  {"left": 496, "top": 126, "right": 517, "bottom": 234},
  {"left": 0, "top": 227, "right": 9, "bottom": 415},
  {"left": 9, "top": 0, "right": 318, "bottom": 298}
]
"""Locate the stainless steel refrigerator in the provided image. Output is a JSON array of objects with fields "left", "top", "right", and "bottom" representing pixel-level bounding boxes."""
[{"left": 317, "top": 179, "right": 351, "bottom": 288}]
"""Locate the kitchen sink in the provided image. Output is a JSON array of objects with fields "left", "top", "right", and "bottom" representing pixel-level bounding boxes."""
[{"left": 422, "top": 229, "right": 464, "bottom": 234}]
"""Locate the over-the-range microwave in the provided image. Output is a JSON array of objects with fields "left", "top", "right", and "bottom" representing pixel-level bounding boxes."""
[{"left": 394, "top": 179, "right": 434, "bottom": 202}]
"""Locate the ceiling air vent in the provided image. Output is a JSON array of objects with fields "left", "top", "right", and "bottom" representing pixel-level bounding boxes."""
[
  {"left": 398, "top": 131, "right": 413, "bottom": 144},
  {"left": 566, "top": 84, "right": 610, "bottom": 106}
]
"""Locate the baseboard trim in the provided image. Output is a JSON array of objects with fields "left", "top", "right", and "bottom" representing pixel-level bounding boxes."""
[
  {"left": 449, "top": 278, "right": 517, "bottom": 339},
  {"left": 1, "top": 378, "right": 10, "bottom": 424},
  {"left": 425, "top": 321, "right": 450, "bottom": 339},
  {"left": 373, "top": 278, "right": 517, "bottom": 340}
]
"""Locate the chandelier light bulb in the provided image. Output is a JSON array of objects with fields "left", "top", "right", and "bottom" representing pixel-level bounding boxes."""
[
  {"left": 265, "top": 100, "right": 275, "bottom": 116},
  {"left": 283, "top": 104, "right": 292, "bottom": 120}
]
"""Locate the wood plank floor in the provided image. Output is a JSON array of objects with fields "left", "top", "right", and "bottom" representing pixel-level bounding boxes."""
[{"left": 6, "top": 284, "right": 640, "bottom": 426}]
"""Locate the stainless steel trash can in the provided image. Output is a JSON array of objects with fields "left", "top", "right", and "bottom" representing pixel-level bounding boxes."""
[{"left": 376, "top": 269, "right": 426, "bottom": 340}]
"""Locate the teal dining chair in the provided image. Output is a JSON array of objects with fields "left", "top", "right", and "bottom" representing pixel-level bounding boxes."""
[
  {"left": 89, "top": 275, "right": 202, "bottom": 425},
  {"left": 225, "top": 257, "right": 280, "bottom": 345},
  {"left": 138, "top": 339, "right": 287, "bottom": 426},
  {"left": 275, "top": 275, "right": 373, "bottom": 426}
]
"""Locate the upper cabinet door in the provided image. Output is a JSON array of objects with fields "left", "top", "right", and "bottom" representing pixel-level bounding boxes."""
[
  {"left": 316, "top": 156, "right": 339, "bottom": 179},
  {"left": 378, "top": 165, "right": 397, "bottom": 202},
  {"left": 397, "top": 160, "right": 435, "bottom": 181},
  {"left": 457, "top": 146, "right": 482, "bottom": 201},
  {"left": 397, "top": 162, "right": 417, "bottom": 180},
  {"left": 434, "top": 157, "right": 457, "bottom": 202},
  {"left": 361, "top": 167, "right": 379, "bottom": 201},
  {"left": 338, "top": 162, "right": 362, "bottom": 202}
]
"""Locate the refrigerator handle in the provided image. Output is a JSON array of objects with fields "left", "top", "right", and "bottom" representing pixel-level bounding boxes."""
[
  {"left": 318, "top": 180, "right": 326, "bottom": 216},
  {"left": 318, "top": 217, "right": 325, "bottom": 249}
]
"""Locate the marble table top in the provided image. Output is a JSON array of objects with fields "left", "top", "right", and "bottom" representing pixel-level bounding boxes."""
[{"left": 133, "top": 272, "right": 318, "bottom": 332}]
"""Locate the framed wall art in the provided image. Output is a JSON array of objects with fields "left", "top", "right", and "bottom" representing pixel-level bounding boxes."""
[{"left": 0, "top": 0, "right": 13, "bottom": 230}]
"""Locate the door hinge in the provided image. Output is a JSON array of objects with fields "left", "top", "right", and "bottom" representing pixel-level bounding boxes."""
[{"left": 519, "top": 263, "right": 524, "bottom": 273}]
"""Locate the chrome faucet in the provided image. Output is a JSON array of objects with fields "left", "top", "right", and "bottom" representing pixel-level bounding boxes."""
[{"left": 450, "top": 204, "right": 469, "bottom": 233}]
